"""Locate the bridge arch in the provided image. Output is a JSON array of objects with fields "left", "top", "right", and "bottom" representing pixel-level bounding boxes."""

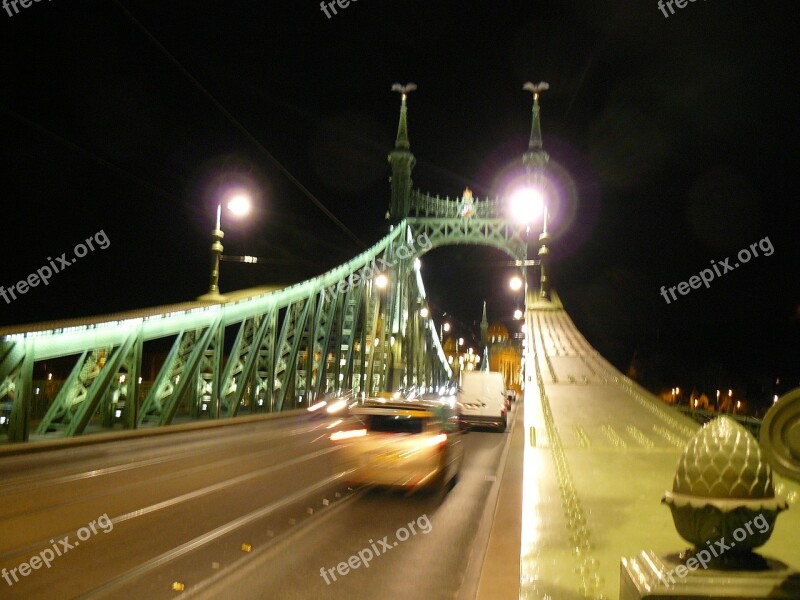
[{"left": 406, "top": 217, "right": 528, "bottom": 263}]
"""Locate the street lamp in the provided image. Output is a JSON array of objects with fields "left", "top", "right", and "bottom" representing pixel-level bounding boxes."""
[
  {"left": 439, "top": 320, "right": 450, "bottom": 343},
  {"left": 509, "top": 276, "right": 523, "bottom": 291},
  {"left": 509, "top": 187, "right": 544, "bottom": 225},
  {"left": 205, "top": 193, "right": 252, "bottom": 298},
  {"left": 513, "top": 308, "right": 523, "bottom": 320},
  {"left": 420, "top": 307, "right": 429, "bottom": 318},
  {"left": 509, "top": 182, "right": 549, "bottom": 300}
]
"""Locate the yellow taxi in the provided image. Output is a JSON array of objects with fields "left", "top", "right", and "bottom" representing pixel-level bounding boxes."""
[{"left": 331, "top": 395, "right": 464, "bottom": 493}]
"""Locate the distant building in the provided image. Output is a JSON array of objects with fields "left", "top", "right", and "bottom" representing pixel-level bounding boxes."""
[{"left": 480, "top": 301, "right": 522, "bottom": 393}]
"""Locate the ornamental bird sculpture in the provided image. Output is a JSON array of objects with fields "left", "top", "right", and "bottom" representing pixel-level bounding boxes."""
[
  {"left": 523, "top": 81, "right": 549, "bottom": 95},
  {"left": 391, "top": 82, "right": 417, "bottom": 98}
]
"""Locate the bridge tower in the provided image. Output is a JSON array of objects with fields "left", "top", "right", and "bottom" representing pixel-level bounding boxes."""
[
  {"left": 388, "top": 83, "right": 417, "bottom": 221},
  {"left": 480, "top": 300, "right": 488, "bottom": 346},
  {"left": 522, "top": 82, "right": 552, "bottom": 299}
]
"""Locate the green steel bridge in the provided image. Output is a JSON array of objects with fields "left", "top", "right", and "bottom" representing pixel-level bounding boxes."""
[
  {"left": 2, "top": 84, "right": 798, "bottom": 600},
  {"left": 0, "top": 85, "right": 541, "bottom": 445}
]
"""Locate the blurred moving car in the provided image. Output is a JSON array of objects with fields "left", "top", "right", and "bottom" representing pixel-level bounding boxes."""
[
  {"left": 331, "top": 397, "right": 463, "bottom": 493},
  {"left": 457, "top": 371, "right": 508, "bottom": 432}
]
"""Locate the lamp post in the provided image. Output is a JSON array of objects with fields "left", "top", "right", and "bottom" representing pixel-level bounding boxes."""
[
  {"left": 538, "top": 203, "right": 550, "bottom": 299},
  {"left": 204, "top": 193, "right": 252, "bottom": 298},
  {"left": 509, "top": 185, "right": 546, "bottom": 301},
  {"left": 440, "top": 320, "right": 450, "bottom": 344}
]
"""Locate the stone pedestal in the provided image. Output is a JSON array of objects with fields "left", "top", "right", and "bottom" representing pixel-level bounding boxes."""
[{"left": 620, "top": 550, "right": 800, "bottom": 599}]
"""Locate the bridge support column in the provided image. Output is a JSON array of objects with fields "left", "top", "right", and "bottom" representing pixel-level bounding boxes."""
[
  {"left": 388, "top": 334, "right": 405, "bottom": 392},
  {"left": 7, "top": 343, "right": 33, "bottom": 443}
]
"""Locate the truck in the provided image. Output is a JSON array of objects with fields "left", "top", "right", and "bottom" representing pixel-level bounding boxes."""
[{"left": 456, "top": 371, "right": 508, "bottom": 432}]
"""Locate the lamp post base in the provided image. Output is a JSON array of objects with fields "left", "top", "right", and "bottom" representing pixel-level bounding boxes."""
[{"left": 196, "top": 291, "right": 228, "bottom": 303}]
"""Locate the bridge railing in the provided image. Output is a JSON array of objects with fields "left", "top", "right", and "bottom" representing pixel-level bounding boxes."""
[
  {"left": 676, "top": 406, "right": 762, "bottom": 438},
  {"left": 410, "top": 190, "right": 502, "bottom": 219},
  {"left": 0, "top": 220, "right": 452, "bottom": 443}
]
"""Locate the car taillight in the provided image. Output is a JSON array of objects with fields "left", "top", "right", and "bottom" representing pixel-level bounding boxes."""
[{"left": 424, "top": 433, "right": 447, "bottom": 449}]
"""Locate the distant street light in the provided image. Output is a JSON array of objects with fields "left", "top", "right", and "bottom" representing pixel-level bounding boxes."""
[
  {"left": 439, "top": 319, "right": 450, "bottom": 342},
  {"left": 513, "top": 308, "right": 523, "bottom": 320},
  {"left": 375, "top": 273, "right": 389, "bottom": 289},
  {"left": 420, "top": 307, "right": 429, "bottom": 318},
  {"left": 509, "top": 276, "right": 523, "bottom": 291}
]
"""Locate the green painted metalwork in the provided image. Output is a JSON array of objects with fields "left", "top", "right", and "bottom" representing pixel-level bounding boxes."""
[
  {"left": 0, "top": 220, "right": 462, "bottom": 441},
  {"left": 0, "top": 84, "right": 545, "bottom": 443}
]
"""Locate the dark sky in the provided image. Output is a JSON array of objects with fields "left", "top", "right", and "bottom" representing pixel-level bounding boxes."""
[{"left": 1, "top": 1, "right": 798, "bottom": 405}]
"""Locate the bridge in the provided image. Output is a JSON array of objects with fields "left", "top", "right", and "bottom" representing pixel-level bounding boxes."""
[{"left": 1, "top": 86, "right": 798, "bottom": 599}]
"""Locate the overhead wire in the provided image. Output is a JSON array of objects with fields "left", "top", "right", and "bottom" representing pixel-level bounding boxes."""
[{"left": 111, "top": 0, "right": 366, "bottom": 250}]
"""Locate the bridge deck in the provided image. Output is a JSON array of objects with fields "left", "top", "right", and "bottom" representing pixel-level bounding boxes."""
[{"left": 512, "top": 297, "right": 800, "bottom": 598}]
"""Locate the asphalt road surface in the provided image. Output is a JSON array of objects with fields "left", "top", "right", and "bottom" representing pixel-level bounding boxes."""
[{"left": 0, "top": 405, "right": 517, "bottom": 600}]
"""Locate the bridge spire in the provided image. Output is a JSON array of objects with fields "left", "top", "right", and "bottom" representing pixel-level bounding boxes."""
[
  {"left": 391, "top": 83, "right": 415, "bottom": 150},
  {"left": 480, "top": 300, "right": 488, "bottom": 345},
  {"left": 388, "top": 83, "right": 417, "bottom": 221},
  {"left": 522, "top": 81, "right": 550, "bottom": 171}
]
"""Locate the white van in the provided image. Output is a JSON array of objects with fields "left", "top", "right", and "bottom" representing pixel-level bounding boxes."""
[{"left": 457, "top": 371, "right": 508, "bottom": 432}]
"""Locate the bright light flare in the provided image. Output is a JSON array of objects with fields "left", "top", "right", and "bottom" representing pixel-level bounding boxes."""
[
  {"left": 509, "top": 276, "right": 523, "bottom": 291},
  {"left": 307, "top": 400, "right": 328, "bottom": 412},
  {"left": 509, "top": 187, "right": 544, "bottom": 225},
  {"left": 375, "top": 273, "right": 389, "bottom": 289},
  {"left": 514, "top": 309, "right": 523, "bottom": 320},
  {"left": 420, "top": 307, "right": 429, "bottom": 318},
  {"left": 227, "top": 194, "right": 251, "bottom": 217},
  {"left": 330, "top": 429, "right": 367, "bottom": 441}
]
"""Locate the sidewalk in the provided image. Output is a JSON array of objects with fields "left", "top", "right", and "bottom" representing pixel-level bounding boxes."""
[{"left": 475, "top": 401, "right": 525, "bottom": 599}]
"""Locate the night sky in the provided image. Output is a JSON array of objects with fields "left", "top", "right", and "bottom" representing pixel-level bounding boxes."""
[{"left": 2, "top": 1, "right": 798, "bottom": 408}]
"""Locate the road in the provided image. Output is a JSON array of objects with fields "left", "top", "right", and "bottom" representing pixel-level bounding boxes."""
[{"left": 0, "top": 404, "right": 518, "bottom": 599}]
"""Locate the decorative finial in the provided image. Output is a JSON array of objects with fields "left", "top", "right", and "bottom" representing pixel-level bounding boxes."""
[
  {"left": 522, "top": 81, "right": 550, "bottom": 166},
  {"left": 523, "top": 81, "right": 549, "bottom": 101},
  {"left": 391, "top": 82, "right": 417, "bottom": 102},
  {"left": 662, "top": 416, "right": 787, "bottom": 568},
  {"left": 391, "top": 83, "right": 416, "bottom": 151}
]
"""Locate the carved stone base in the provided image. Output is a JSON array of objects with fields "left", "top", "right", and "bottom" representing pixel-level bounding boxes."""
[{"left": 620, "top": 550, "right": 800, "bottom": 599}]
